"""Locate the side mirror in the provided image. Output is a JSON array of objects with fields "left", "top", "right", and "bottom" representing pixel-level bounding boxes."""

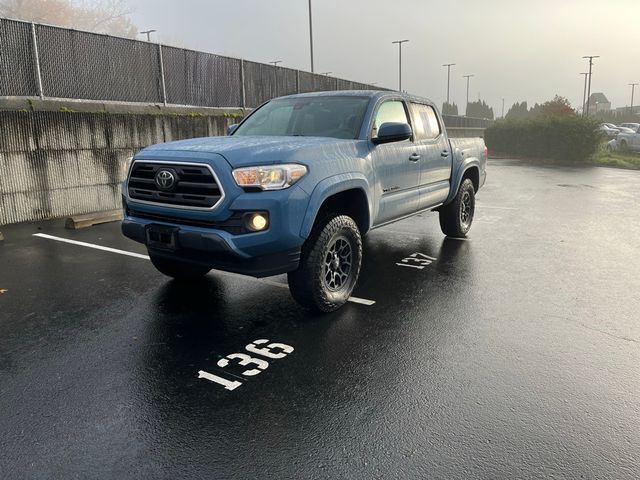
[
  {"left": 227, "top": 124, "right": 239, "bottom": 136},
  {"left": 372, "top": 122, "right": 412, "bottom": 145}
]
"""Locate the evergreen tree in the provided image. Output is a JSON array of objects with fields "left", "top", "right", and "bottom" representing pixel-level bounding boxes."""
[
  {"left": 466, "top": 100, "right": 494, "bottom": 119},
  {"left": 442, "top": 102, "right": 459, "bottom": 116},
  {"left": 505, "top": 101, "right": 529, "bottom": 120}
]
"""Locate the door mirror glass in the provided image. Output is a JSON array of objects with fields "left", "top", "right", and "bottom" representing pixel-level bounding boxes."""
[{"left": 373, "top": 122, "right": 412, "bottom": 145}]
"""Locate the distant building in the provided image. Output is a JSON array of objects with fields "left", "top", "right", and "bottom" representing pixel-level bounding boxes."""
[
  {"left": 587, "top": 92, "right": 611, "bottom": 114},
  {"left": 614, "top": 105, "right": 640, "bottom": 115}
]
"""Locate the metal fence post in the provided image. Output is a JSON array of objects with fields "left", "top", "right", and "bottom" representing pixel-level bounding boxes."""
[
  {"left": 296, "top": 70, "right": 300, "bottom": 94},
  {"left": 240, "top": 59, "right": 246, "bottom": 108},
  {"left": 157, "top": 44, "right": 168, "bottom": 105},
  {"left": 30, "top": 23, "right": 44, "bottom": 99}
]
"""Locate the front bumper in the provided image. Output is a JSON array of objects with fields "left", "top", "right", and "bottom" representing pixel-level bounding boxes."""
[{"left": 122, "top": 219, "right": 300, "bottom": 278}]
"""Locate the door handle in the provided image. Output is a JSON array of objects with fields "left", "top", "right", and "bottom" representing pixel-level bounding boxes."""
[
  {"left": 441, "top": 150, "right": 449, "bottom": 157},
  {"left": 409, "top": 153, "right": 421, "bottom": 162}
]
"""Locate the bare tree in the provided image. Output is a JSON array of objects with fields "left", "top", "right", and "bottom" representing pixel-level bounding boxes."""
[{"left": 0, "top": 0, "right": 138, "bottom": 38}]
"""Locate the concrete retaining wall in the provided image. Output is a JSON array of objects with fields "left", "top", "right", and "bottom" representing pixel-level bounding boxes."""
[{"left": 0, "top": 110, "right": 238, "bottom": 225}]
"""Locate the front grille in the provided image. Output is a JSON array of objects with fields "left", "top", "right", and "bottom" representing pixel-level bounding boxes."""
[{"left": 127, "top": 162, "right": 223, "bottom": 209}]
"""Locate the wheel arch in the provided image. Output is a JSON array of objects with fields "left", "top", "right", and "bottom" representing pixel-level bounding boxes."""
[
  {"left": 300, "top": 174, "right": 372, "bottom": 239},
  {"left": 444, "top": 159, "right": 481, "bottom": 205}
]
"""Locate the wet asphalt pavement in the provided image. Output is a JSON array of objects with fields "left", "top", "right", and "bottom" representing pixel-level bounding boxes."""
[{"left": 1, "top": 159, "right": 639, "bottom": 479}]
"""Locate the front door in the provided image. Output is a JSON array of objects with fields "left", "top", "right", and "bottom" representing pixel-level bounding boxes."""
[{"left": 370, "top": 100, "right": 421, "bottom": 225}]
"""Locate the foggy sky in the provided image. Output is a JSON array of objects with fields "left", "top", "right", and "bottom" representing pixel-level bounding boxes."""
[{"left": 129, "top": 0, "right": 640, "bottom": 114}]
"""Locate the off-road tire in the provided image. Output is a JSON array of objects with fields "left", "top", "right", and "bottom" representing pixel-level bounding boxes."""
[
  {"left": 149, "top": 254, "right": 210, "bottom": 280},
  {"left": 288, "top": 215, "right": 362, "bottom": 312},
  {"left": 439, "top": 178, "right": 476, "bottom": 238}
]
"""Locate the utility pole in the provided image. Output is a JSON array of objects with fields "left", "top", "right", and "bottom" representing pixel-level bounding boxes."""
[
  {"left": 463, "top": 74, "right": 474, "bottom": 116},
  {"left": 442, "top": 63, "right": 455, "bottom": 105},
  {"left": 629, "top": 83, "right": 638, "bottom": 116},
  {"left": 269, "top": 61, "right": 282, "bottom": 67},
  {"left": 140, "top": 29, "right": 156, "bottom": 42},
  {"left": 308, "top": 0, "right": 314, "bottom": 73},
  {"left": 580, "top": 72, "right": 589, "bottom": 116},
  {"left": 583, "top": 55, "right": 599, "bottom": 115},
  {"left": 392, "top": 40, "right": 409, "bottom": 91}
]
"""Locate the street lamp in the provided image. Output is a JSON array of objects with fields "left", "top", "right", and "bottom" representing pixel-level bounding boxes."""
[
  {"left": 463, "top": 74, "right": 474, "bottom": 116},
  {"left": 308, "top": 0, "right": 314, "bottom": 72},
  {"left": 139, "top": 29, "right": 156, "bottom": 42},
  {"left": 629, "top": 83, "right": 638, "bottom": 116},
  {"left": 580, "top": 72, "right": 589, "bottom": 116},
  {"left": 442, "top": 63, "right": 455, "bottom": 105},
  {"left": 392, "top": 40, "right": 409, "bottom": 91},
  {"left": 583, "top": 55, "right": 600, "bottom": 115}
]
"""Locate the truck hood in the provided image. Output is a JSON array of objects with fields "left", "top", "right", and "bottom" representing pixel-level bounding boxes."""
[{"left": 140, "top": 135, "right": 361, "bottom": 168}]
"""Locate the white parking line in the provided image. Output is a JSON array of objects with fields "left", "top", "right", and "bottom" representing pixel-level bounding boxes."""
[
  {"left": 33, "top": 233, "right": 150, "bottom": 259},
  {"left": 33, "top": 233, "right": 376, "bottom": 307}
]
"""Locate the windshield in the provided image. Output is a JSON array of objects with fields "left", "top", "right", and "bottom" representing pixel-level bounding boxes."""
[{"left": 233, "top": 96, "right": 370, "bottom": 139}]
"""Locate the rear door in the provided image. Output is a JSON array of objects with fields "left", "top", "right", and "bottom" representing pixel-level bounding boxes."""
[
  {"left": 369, "top": 99, "right": 422, "bottom": 225},
  {"left": 409, "top": 103, "right": 452, "bottom": 208}
]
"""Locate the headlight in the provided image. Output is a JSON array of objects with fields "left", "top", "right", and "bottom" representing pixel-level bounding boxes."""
[
  {"left": 121, "top": 156, "right": 134, "bottom": 180},
  {"left": 232, "top": 164, "right": 307, "bottom": 190}
]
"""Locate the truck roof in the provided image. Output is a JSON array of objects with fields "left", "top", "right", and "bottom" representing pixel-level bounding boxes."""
[{"left": 274, "top": 90, "right": 436, "bottom": 106}]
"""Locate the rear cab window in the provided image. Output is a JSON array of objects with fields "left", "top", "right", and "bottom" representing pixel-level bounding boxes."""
[{"left": 410, "top": 103, "right": 442, "bottom": 141}]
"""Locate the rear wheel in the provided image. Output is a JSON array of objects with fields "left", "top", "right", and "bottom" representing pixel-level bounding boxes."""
[
  {"left": 439, "top": 178, "right": 476, "bottom": 238},
  {"left": 288, "top": 215, "right": 362, "bottom": 312},
  {"left": 149, "top": 254, "right": 210, "bottom": 280}
]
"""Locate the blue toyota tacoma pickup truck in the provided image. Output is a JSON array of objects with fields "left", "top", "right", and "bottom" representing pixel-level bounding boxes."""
[{"left": 122, "top": 91, "right": 486, "bottom": 311}]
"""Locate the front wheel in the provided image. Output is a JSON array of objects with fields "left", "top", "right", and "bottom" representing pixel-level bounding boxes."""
[
  {"left": 149, "top": 253, "right": 210, "bottom": 280},
  {"left": 288, "top": 215, "right": 362, "bottom": 312},
  {"left": 439, "top": 178, "right": 476, "bottom": 238}
]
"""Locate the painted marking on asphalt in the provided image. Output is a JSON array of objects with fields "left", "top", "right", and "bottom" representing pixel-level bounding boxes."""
[
  {"left": 199, "top": 339, "right": 294, "bottom": 392},
  {"left": 33, "top": 233, "right": 150, "bottom": 260},
  {"left": 0, "top": 289, "right": 7, "bottom": 295},
  {"left": 476, "top": 204, "right": 518, "bottom": 210},
  {"left": 33, "top": 233, "right": 376, "bottom": 306}
]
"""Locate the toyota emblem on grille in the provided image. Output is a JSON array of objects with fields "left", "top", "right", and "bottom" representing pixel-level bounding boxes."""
[{"left": 155, "top": 169, "right": 176, "bottom": 190}]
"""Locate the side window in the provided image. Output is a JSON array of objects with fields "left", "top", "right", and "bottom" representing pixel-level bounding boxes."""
[
  {"left": 410, "top": 103, "right": 442, "bottom": 140},
  {"left": 372, "top": 101, "right": 410, "bottom": 137}
]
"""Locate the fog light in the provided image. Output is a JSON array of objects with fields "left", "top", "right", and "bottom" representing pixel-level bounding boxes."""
[{"left": 245, "top": 212, "right": 269, "bottom": 231}]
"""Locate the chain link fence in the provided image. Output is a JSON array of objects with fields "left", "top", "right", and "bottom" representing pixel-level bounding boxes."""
[{"left": 0, "top": 17, "right": 386, "bottom": 108}]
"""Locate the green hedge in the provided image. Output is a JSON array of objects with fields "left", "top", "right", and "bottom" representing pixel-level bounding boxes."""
[{"left": 484, "top": 116, "right": 602, "bottom": 163}]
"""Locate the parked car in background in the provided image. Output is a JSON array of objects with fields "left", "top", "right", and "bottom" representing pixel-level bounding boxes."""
[
  {"left": 615, "top": 124, "right": 640, "bottom": 152},
  {"left": 599, "top": 123, "right": 620, "bottom": 138},
  {"left": 619, "top": 123, "right": 640, "bottom": 131}
]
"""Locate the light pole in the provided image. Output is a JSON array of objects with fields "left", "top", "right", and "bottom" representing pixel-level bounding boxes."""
[
  {"left": 583, "top": 55, "right": 600, "bottom": 115},
  {"left": 269, "top": 61, "right": 282, "bottom": 67},
  {"left": 442, "top": 63, "right": 455, "bottom": 105},
  {"left": 392, "top": 40, "right": 409, "bottom": 91},
  {"left": 580, "top": 72, "right": 589, "bottom": 116},
  {"left": 629, "top": 83, "right": 638, "bottom": 116},
  {"left": 140, "top": 29, "right": 156, "bottom": 42},
  {"left": 463, "top": 74, "right": 474, "bottom": 116},
  {"left": 308, "top": 0, "right": 314, "bottom": 73}
]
